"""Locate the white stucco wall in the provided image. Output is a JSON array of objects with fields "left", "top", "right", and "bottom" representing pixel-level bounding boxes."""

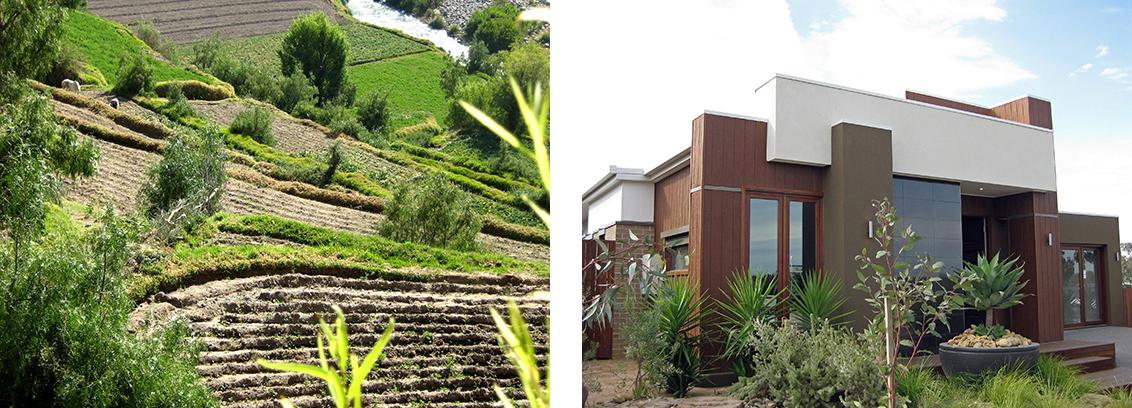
[
  {"left": 760, "top": 76, "right": 1057, "bottom": 192},
  {"left": 583, "top": 181, "right": 655, "bottom": 236}
]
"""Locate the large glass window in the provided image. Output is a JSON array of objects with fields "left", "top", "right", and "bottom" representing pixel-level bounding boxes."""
[
  {"left": 892, "top": 177, "right": 962, "bottom": 272},
  {"left": 1062, "top": 249, "right": 1082, "bottom": 325},
  {"left": 747, "top": 195, "right": 819, "bottom": 288},
  {"left": 748, "top": 198, "right": 778, "bottom": 277},
  {"left": 1063, "top": 247, "right": 1105, "bottom": 326}
]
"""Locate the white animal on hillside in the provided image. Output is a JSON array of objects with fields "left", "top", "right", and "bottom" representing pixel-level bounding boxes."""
[
  {"left": 61, "top": 79, "right": 81, "bottom": 93},
  {"left": 109, "top": 98, "right": 120, "bottom": 109}
]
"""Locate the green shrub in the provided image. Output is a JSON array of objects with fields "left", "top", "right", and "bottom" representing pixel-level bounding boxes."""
[
  {"left": 467, "top": 40, "right": 492, "bottom": 74},
  {"left": 279, "top": 12, "right": 347, "bottom": 102},
  {"left": 717, "top": 270, "right": 780, "bottom": 378},
  {"left": 321, "top": 141, "right": 343, "bottom": 187},
  {"left": 464, "top": 1, "right": 524, "bottom": 53},
  {"left": 161, "top": 83, "right": 198, "bottom": 119},
  {"left": 139, "top": 127, "right": 227, "bottom": 242},
  {"left": 0, "top": 209, "right": 218, "bottom": 407},
  {"left": 45, "top": 44, "right": 104, "bottom": 87},
  {"left": 653, "top": 278, "right": 706, "bottom": 397},
  {"left": 278, "top": 71, "right": 318, "bottom": 113},
  {"left": 379, "top": 174, "right": 482, "bottom": 251},
  {"left": 787, "top": 272, "right": 851, "bottom": 330},
  {"left": 621, "top": 295, "right": 672, "bottom": 399},
  {"left": 192, "top": 35, "right": 224, "bottom": 71},
  {"left": 155, "top": 80, "right": 236, "bottom": 101},
  {"left": 133, "top": 19, "right": 177, "bottom": 62},
  {"left": 730, "top": 320, "right": 888, "bottom": 407},
  {"left": 329, "top": 112, "right": 366, "bottom": 138},
  {"left": 206, "top": 54, "right": 247, "bottom": 90},
  {"left": 357, "top": 90, "right": 390, "bottom": 132},
  {"left": 229, "top": 106, "right": 274, "bottom": 145},
  {"left": 113, "top": 51, "right": 153, "bottom": 95},
  {"left": 242, "top": 65, "right": 282, "bottom": 103},
  {"left": 385, "top": 0, "right": 440, "bottom": 16}
]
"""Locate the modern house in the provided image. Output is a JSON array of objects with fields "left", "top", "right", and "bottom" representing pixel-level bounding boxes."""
[{"left": 582, "top": 75, "right": 1125, "bottom": 377}]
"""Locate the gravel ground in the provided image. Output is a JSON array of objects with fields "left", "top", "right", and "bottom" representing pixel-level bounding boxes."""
[{"left": 437, "top": 0, "right": 547, "bottom": 28}]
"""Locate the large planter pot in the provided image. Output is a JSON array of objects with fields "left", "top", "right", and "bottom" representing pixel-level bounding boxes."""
[{"left": 938, "top": 342, "right": 1040, "bottom": 377}]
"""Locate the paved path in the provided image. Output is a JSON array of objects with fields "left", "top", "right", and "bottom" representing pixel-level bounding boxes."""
[{"left": 1065, "top": 325, "right": 1132, "bottom": 368}]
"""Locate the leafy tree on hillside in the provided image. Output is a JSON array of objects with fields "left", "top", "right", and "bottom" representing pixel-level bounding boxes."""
[
  {"left": 0, "top": 77, "right": 98, "bottom": 257},
  {"left": 1122, "top": 242, "right": 1131, "bottom": 286},
  {"left": 464, "top": 1, "right": 524, "bottom": 54},
  {"left": 379, "top": 174, "right": 482, "bottom": 251},
  {"left": 139, "top": 127, "right": 227, "bottom": 242},
  {"left": 279, "top": 12, "right": 348, "bottom": 103},
  {"left": 0, "top": 0, "right": 85, "bottom": 79}
]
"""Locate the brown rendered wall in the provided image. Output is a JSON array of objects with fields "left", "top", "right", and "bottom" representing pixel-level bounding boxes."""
[
  {"left": 823, "top": 122, "right": 894, "bottom": 331},
  {"left": 998, "top": 192, "right": 1063, "bottom": 342},
  {"left": 687, "top": 113, "right": 824, "bottom": 382},
  {"left": 654, "top": 166, "right": 691, "bottom": 240},
  {"left": 1060, "top": 213, "right": 1126, "bottom": 327}
]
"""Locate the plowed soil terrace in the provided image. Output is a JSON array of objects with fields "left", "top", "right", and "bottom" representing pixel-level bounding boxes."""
[
  {"left": 86, "top": 0, "right": 340, "bottom": 43},
  {"left": 132, "top": 273, "right": 548, "bottom": 407}
]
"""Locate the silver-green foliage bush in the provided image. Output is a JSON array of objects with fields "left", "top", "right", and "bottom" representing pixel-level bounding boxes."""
[
  {"left": 379, "top": 174, "right": 482, "bottom": 251},
  {"left": 731, "top": 320, "right": 889, "bottom": 408}
]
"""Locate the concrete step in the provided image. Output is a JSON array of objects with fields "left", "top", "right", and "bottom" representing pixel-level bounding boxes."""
[{"left": 1082, "top": 366, "right": 1132, "bottom": 391}]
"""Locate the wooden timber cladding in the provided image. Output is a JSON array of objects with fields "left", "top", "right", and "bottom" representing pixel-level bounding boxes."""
[
  {"left": 906, "top": 91, "right": 1053, "bottom": 130},
  {"left": 654, "top": 166, "right": 690, "bottom": 241}
]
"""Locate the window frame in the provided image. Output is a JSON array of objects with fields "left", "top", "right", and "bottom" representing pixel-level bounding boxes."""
[{"left": 741, "top": 189, "right": 823, "bottom": 292}]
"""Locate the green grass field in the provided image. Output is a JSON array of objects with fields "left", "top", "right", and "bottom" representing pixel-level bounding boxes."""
[
  {"left": 190, "top": 22, "right": 431, "bottom": 75},
  {"left": 348, "top": 51, "right": 452, "bottom": 129},
  {"left": 62, "top": 11, "right": 214, "bottom": 86}
]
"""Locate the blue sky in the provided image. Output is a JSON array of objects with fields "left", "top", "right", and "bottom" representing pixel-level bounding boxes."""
[{"left": 558, "top": 0, "right": 1132, "bottom": 239}]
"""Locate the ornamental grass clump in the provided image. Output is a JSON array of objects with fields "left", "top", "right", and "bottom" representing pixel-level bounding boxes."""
[{"left": 716, "top": 270, "right": 780, "bottom": 378}]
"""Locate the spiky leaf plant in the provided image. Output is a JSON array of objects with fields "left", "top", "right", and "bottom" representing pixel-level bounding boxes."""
[
  {"left": 959, "top": 253, "right": 1028, "bottom": 333},
  {"left": 491, "top": 299, "right": 549, "bottom": 408},
  {"left": 788, "top": 271, "right": 851, "bottom": 331},
  {"left": 259, "top": 306, "right": 395, "bottom": 408},
  {"left": 716, "top": 269, "right": 781, "bottom": 377},
  {"left": 653, "top": 278, "right": 706, "bottom": 397}
]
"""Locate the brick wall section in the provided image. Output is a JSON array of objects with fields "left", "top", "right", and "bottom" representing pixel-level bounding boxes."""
[{"left": 599, "top": 222, "right": 656, "bottom": 359}]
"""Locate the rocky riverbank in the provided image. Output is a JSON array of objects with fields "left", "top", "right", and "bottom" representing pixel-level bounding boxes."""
[{"left": 437, "top": 0, "right": 547, "bottom": 28}]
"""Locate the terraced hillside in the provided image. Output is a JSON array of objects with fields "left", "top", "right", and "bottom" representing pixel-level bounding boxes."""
[
  {"left": 86, "top": 0, "right": 340, "bottom": 42},
  {"left": 131, "top": 272, "right": 548, "bottom": 407}
]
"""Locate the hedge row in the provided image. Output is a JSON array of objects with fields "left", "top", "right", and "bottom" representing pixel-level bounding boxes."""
[
  {"left": 59, "top": 113, "right": 166, "bottom": 153},
  {"left": 343, "top": 138, "right": 526, "bottom": 208},
  {"left": 390, "top": 141, "right": 541, "bottom": 191},
  {"left": 481, "top": 216, "right": 549, "bottom": 245},
  {"left": 31, "top": 80, "right": 176, "bottom": 139},
  {"left": 155, "top": 80, "right": 236, "bottom": 101},
  {"left": 227, "top": 166, "right": 385, "bottom": 213},
  {"left": 224, "top": 132, "right": 391, "bottom": 198}
]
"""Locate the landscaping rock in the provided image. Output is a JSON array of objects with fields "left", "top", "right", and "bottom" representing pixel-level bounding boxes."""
[
  {"left": 1076, "top": 393, "right": 1112, "bottom": 407},
  {"left": 947, "top": 326, "right": 1032, "bottom": 348}
]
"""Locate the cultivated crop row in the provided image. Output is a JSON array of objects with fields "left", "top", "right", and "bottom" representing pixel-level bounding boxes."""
[{"left": 86, "top": 0, "right": 339, "bottom": 42}]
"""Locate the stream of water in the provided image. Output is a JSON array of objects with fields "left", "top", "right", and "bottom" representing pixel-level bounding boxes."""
[{"left": 346, "top": 0, "right": 469, "bottom": 58}]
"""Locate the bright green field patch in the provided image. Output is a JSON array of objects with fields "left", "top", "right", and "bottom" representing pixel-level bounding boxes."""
[
  {"left": 348, "top": 51, "right": 451, "bottom": 129},
  {"left": 190, "top": 22, "right": 431, "bottom": 75},
  {"left": 63, "top": 11, "right": 213, "bottom": 85}
]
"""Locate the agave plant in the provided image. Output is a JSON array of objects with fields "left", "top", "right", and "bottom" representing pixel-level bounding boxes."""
[
  {"left": 653, "top": 278, "right": 706, "bottom": 397},
  {"left": 959, "top": 253, "right": 1028, "bottom": 333},
  {"left": 716, "top": 269, "right": 781, "bottom": 378},
  {"left": 259, "top": 306, "right": 395, "bottom": 408},
  {"left": 788, "top": 271, "right": 851, "bottom": 330}
]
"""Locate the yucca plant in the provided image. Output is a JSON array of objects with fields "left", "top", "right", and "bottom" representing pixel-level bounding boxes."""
[
  {"left": 491, "top": 298, "right": 549, "bottom": 408},
  {"left": 959, "top": 253, "right": 1028, "bottom": 337},
  {"left": 716, "top": 269, "right": 780, "bottom": 377},
  {"left": 653, "top": 278, "right": 706, "bottom": 397},
  {"left": 258, "top": 306, "right": 395, "bottom": 408},
  {"left": 788, "top": 271, "right": 851, "bottom": 330}
]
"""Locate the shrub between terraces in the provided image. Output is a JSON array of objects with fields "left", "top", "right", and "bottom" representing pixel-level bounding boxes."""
[
  {"left": 113, "top": 51, "right": 153, "bottom": 96},
  {"left": 229, "top": 106, "right": 274, "bottom": 146},
  {"left": 139, "top": 127, "right": 227, "bottom": 242},
  {"left": 379, "top": 174, "right": 482, "bottom": 251}
]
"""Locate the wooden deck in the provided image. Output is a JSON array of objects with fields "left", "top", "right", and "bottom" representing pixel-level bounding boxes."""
[{"left": 913, "top": 339, "right": 1132, "bottom": 390}]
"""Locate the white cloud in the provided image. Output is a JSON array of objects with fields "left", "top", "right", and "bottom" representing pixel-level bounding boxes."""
[
  {"left": 1097, "top": 44, "right": 1110, "bottom": 58},
  {"left": 1070, "top": 63, "right": 1094, "bottom": 77},
  {"left": 558, "top": 0, "right": 1038, "bottom": 192},
  {"left": 1101, "top": 67, "right": 1130, "bottom": 81},
  {"left": 799, "top": 0, "right": 1033, "bottom": 98},
  {"left": 1056, "top": 139, "right": 1132, "bottom": 240}
]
